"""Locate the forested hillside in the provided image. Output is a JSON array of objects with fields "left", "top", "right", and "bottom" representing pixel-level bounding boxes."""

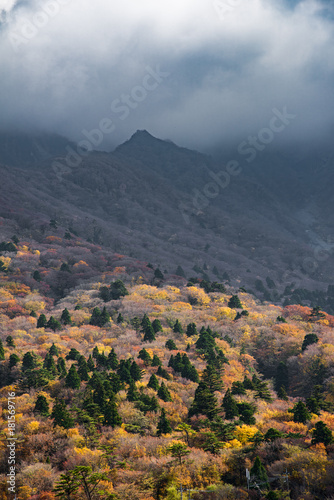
[{"left": 1, "top": 235, "right": 334, "bottom": 499}]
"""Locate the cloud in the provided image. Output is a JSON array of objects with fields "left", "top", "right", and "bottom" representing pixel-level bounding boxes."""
[{"left": 0, "top": 0, "right": 333, "bottom": 152}]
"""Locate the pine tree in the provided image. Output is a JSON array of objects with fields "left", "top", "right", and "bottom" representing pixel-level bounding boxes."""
[
  {"left": 228, "top": 295, "right": 243, "bottom": 309},
  {"left": 127, "top": 380, "right": 140, "bottom": 402},
  {"left": 117, "top": 359, "right": 132, "bottom": 384},
  {"left": 61, "top": 308, "right": 72, "bottom": 325},
  {"left": 116, "top": 313, "right": 124, "bottom": 324},
  {"left": 57, "top": 357, "right": 67, "bottom": 377},
  {"left": 201, "top": 364, "right": 224, "bottom": 392},
  {"left": 107, "top": 348, "right": 119, "bottom": 370},
  {"left": 22, "top": 351, "right": 36, "bottom": 371},
  {"left": 92, "top": 346, "right": 99, "bottom": 359},
  {"left": 77, "top": 356, "right": 89, "bottom": 381},
  {"left": 130, "top": 361, "right": 143, "bottom": 381},
  {"left": 103, "top": 397, "right": 122, "bottom": 427},
  {"left": 47, "top": 316, "right": 62, "bottom": 332},
  {"left": 152, "top": 319, "right": 163, "bottom": 333},
  {"left": 34, "top": 394, "right": 49, "bottom": 416},
  {"left": 165, "top": 339, "right": 177, "bottom": 350},
  {"left": 9, "top": 353, "right": 20, "bottom": 368},
  {"left": 100, "top": 307, "right": 111, "bottom": 326},
  {"left": 173, "top": 319, "right": 183, "bottom": 333},
  {"left": 65, "top": 364, "right": 81, "bottom": 389},
  {"left": 92, "top": 378, "right": 107, "bottom": 410},
  {"left": 0, "top": 338, "right": 4, "bottom": 360},
  {"left": 87, "top": 354, "right": 95, "bottom": 371},
  {"left": 138, "top": 348, "right": 152, "bottom": 366},
  {"left": 158, "top": 382, "right": 172, "bottom": 402},
  {"left": 152, "top": 354, "right": 162, "bottom": 366},
  {"left": 6, "top": 336, "right": 15, "bottom": 348},
  {"left": 311, "top": 421, "right": 333, "bottom": 445},
  {"left": 302, "top": 333, "right": 319, "bottom": 352},
  {"left": 157, "top": 408, "right": 172, "bottom": 436},
  {"left": 51, "top": 399, "right": 74, "bottom": 429},
  {"left": 109, "top": 279, "right": 129, "bottom": 300},
  {"left": 250, "top": 456, "right": 269, "bottom": 489},
  {"left": 188, "top": 382, "right": 218, "bottom": 421},
  {"left": 37, "top": 314, "right": 47, "bottom": 328},
  {"left": 222, "top": 389, "right": 239, "bottom": 420},
  {"left": 292, "top": 401, "right": 310, "bottom": 424},
  {"left": 154, "top": 268, "right": 164, "bottom": 280},
  {"left": 66, "top": 348, "right": 81, "bottom": 361},
  {"left": 275, "top": 361, "right": 289, "bottom": 392},
  {"left": 90, "top": 307, "right": 102, "bottom": 326},
  {"left": 143, "top": 324, "right": 156, "bottom": 342},
  {"left": 277, "top": 386, "right": 288, "bottom": 401},
  {"left": 148, "top": 373, "right": 160, "bottom": 391},
  {"left": 186, "top": 322, "right": 197, "bottom": 337},
  {"left": 49, "top": 343, "right": 59, "bottom": 356},
  {"left": 43, "top": 353, "right": 57, "bottom": 377}
]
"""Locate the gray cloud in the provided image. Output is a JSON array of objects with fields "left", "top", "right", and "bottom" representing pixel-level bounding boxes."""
[{"left": 0, "top": 0, "right": 333, "bottom": 152}]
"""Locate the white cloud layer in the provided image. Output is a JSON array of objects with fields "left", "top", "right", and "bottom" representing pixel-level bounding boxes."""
[{"left": 0, "top": 0, "right": 333, "bottom": 151}]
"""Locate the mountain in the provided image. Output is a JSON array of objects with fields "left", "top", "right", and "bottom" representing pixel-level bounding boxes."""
[{"left": 0, "top": 129, "right": 333, "bottom": 305}]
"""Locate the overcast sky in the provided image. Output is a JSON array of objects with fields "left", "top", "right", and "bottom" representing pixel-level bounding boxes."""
[{"left": 0, "top": 0, "right": 333, "bottom": 152}]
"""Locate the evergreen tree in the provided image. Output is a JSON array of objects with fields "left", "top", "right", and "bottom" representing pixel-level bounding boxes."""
[
  {"left": 6, "top": 336, "right": 15, "bottom": 348},
  {"left": 228, "top": 295, "right": 243, "bottom": 309},
  {"left": 152, "top": 354, "right": 162, "bottom": 366},
  {"left": 131, "top": 316, "right": 141, "bottom": 334},
  {"left": 127, "top": 380, "right": 140, "bottom": 402},
  {"left": 77, "top": 356, "right": 89, "bottom": 382},
  {"left": 293, "top": 401, "right": 311, "bottom": 424},
  {"left": 130, "top": 360, "right": 143, "bottom": 381},
  {"left": 237, "top": 402, "right": 256, "bottom": 425},
  {"left": 117, "top": 359, "right": 132, "bottom": 384},
  {"left": 57, "top": 357, "right": 67, "bottom": 377},
  {"left": 109, "top": 279, "right": 129, "bottom": 300},
  {"left": 231, "top": 381, "right": 246, "bottom": 395},
  {"left": 157, "top": 408, "right": 172, "bottom": 436},
  {"left": 49, "top": 343, "right": 59, "bottom": 356},
  {"left": 138, "top": 348, "right": 152, "bottom": 366},
  {"left": 47, "top": 316, "right": 62, "bottom": 332},
  {"left": 175, "top": 265, "right": 186, "bottom": 278},
  {"left": 154, "top": 268, "right": 164, "bottom": 280},
  {"left": 148, "top": 373, "right": 160, "bottom": 391},
  {"left": 30, "top": 310, "right": 37, "bottom": 318},
  {"left": 186, "top": 322, "right": 197, "bottom": 337},
  {"left": 87, "top": 354, "right": 95, "bottom": 371},
  {"left": 152, "top": 319, "right": 163, "bottom": 333},
  {"left": 51, "top": 399, "right": 74, "bottom": 429},
  {"left": 277, "top": 386, "right": 288, "bottom": 401},
  {"left": 252, "top": 375, "right": 273, "bottom": 402},
  {"left": 34, "top": 394, "right": 49, "bottom": 416},
  {"left": 0, "top": 338, "right": 4, "bottom": 360},
  {"left": 116, "top": 313, "right": 124, "bottom": 324},
  {"left": 92, "top": 378, "right": 107, "bottom": 410},
  {"left": 99, "top": 286, "right": 110, "bottom": 302},
  {"left": 66, "top": 348, "right": 81, "bottom": 361},
  {"left": 165, "top": 339, "right": 177, "bottom": 350},
  {"left": 60, "top": 308, "right": 72, "bottom": 325},
  {"left": 32, "top": 270, "right": 41, "bottom": 281},
  {"left": 22, "top": 351, "right": 36, "bottom": 371},
  {"left": 302, "top": 333, "right": 319, "bottom": 352},
  {"left": 275, "top": 361, "right": 289, "bottom": 392},
  {"left": 90, "top": 307, "right": 102, "bottom": 326},
  {"left": 173, "top": 319, "right": 183, "bottom": 333},
  {"left": 92, "top": 346, "right": 99, "bottom": 359},
  {"left": 306, "top": 396, "right": 320, "bottom": 415},
  {"left": 311, "top": 421, "right": 333, "bottom": 445},
  {"left": 37, "top": 314, "right": 47, "bottom": 328},
  {"left": 157, "top": 365, "right": 171, "bottom": 380},
  {"left": 222, "top": 389, "right": 239, "bottom": 420},
  {"left": 107, "top": 348, "right": 119, "bottom": 370},
  {"left": 250, "top": 456, "right": 269, "bottom": 489},
  {"left": 195, "top": 329, "right": 215, "bottom": 353},
  {"left": 143, "top": 324, "right": 156, "bottom": 342},
  {"left": 158, "top": 382, "right": 172, "bottom": 402},
  {"left": 65, "top": 364, "right": 81, "bottom": 389},
  {"left": 103, "top": 397, "right": 122, "bottom": 427},
  {"left": 100, "top": 307, "right": 111, "bottom": 326},
  {"left": 188, "top": 381, "right": 218, "bottom": 421},
  {"left": 9, "top": 353, "right": 20, "bottom": 368},
  {"left": 43, "top": 353, "right": 57, "bottom": 377},
  {"left": 201, "top": 364, "right": 223, "bottom": 392}
]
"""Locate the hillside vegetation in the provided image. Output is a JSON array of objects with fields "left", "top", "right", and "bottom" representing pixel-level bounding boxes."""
[{"left": 1, "top": 235, "right": 334, "bottom": 499}]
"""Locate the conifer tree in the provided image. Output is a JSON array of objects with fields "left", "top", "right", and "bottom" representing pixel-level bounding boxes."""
[
  {"left": 100, "top": 306, "right": 111, "bottom": 326},
  {"left": 116, "top": 313, "right": 124, "bottom": 324},
  {"left": 107, "top": 348, "right": 119, "bottom": 370},
  {"left": 222, "top": 389, "right": 239, "bottom": 420},
  {"left": 186, "top": 322, "right": 197, "bottom": 337},
  {"left": 65, "top": 364, "right": 81, "bottom": 389},
  {"left": 43, "top": 353, "right": 57, "bottom": 377},
  {"left": 90, "top": 307, "right": 102, "bottom": 326},
  {"left": 34, "top": 394, "right": 49, "bottom": 416},
  {"left": 188, "top": 382, "right": 218, "bottom": 421},
  {"left": 127, "top": 380, "right": 140, "bottom": 402},
  {"left": 0, "top": 338, "right": 4, "bottom": 360},
  {"left": 66, "top": 348, "right": 80, "bottom": 361},
  {"left": 275, "top": 361, "right": 289, "bottom": 392},
  {"left": 51, "top": 399, "right": 74, "bottom": 429},
  {"left": 228, "top": 295, "right": 243, "bottom": 309},
  {"left": 292, "top": 401, "right": 310, "bottom": 424},
  {"left": 77, "top": 356, "right": 89, "bottom": 382},
  {"left": 61, "top": 308, "right": 72, "bottom": 325},
  {"left": 22, "top": 351, "right": 36, "bottom": 371},
  {"left": 201, "top": 364, "right": 223, "bottom": 392},
  {"left": 9, "top": 353, "right": 19, "bottom": 368},
  {"left": 157, "top": 408, "right": 172, "bottom": 436},
  {"left": 152, "top": 319, "right": 163, "bottom": 333},
  {"left": 158, "top": 382, "right": 172, "bottom": 402},
  {"left": 37, "top": 314, "right": 47, "bottom": 328},
  {"left": 302, "top": 333, "right": 319, "bottom": 352},
  {"left": 152, "top": 354, "right": 162, "bottom": 366},
  {"left": 173, "top": 319, "right": 183, "bottom": 333},
  {"left": 165, "top": 339, "right": 177, "bottom": 350},
  {"left": 250, "top": 456, "right": 269, "bottom": 489},
  {"left": 311, "top": 421, "right": 333, "bottom": 446},
  {"left": 49, "top": 343, "right": 59, "bottom": 356},
  {"left": 138, "top": 348, "right": 152, "bottom": 366},
  {"left": 130, "top": 360, "right": 143, "bottom": 381},
  {"left": 87, "top": 354, "right": 95, "bottom": 371},
  {"left": 92, "top": 346, "right": 99, "bottom": 359},
  {"left": 109, "top": 279, "right": 128, "bottom": 300},
  {"left": 6, "top": 336, "right": 15, "bottom": 348},
  {"left": 148, "top": 373, "right": 160, "bottom": 391},
  {"left": 47, "top": 316, "right": 62, "bottom": 332},
  {"left": 57, "top": 357, "right": 67, "bottom": 378},
  {"left": 103, "top": 397, "right": 122, "bottom": 427}
]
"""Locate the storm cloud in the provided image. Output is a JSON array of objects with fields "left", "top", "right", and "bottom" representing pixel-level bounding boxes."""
[{"left": 0, "top": 0, "right": 333, "bottom": 152}]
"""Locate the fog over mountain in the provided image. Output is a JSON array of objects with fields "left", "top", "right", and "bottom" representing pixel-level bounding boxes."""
[{"left": 0, "top": 0, "right": 334, "bottom": 152}]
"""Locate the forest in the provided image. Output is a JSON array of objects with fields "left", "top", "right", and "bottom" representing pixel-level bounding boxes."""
[{"left": 1, "top": 233, "right": 334, "bottom": 500}]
